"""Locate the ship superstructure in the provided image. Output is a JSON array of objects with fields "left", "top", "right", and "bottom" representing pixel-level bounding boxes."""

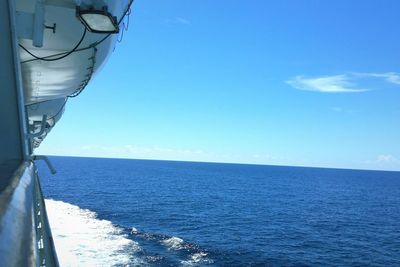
[{"left": 0, "top": 0, "right": 132, "bottom": 265}]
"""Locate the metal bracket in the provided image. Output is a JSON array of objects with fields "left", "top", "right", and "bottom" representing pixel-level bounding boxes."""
[
  {"left": 33, "top": 155, "right": 57, "bottom": 174},
  {"left": 28, "top": 115, "right": 47, "bottom": 138},
  {"left": 16, "top": 0, "right": 45, "bottom": 47},
  {"left": 45, "top": 23, "right": 57, "bottom": 34}
]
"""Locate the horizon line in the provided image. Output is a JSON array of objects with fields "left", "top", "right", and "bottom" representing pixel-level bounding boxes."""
[{"left": 38, "top": 153, "right": 400, "bottom": 173}]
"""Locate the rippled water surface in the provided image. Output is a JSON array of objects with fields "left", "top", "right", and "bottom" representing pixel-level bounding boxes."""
[{"left": 38, "top": 157, "right": 400, "bottom": 266}]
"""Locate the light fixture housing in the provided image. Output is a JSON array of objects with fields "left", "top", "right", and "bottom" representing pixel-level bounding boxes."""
[{"left": 77, "top": 6, "right": 119, "bottom": 34}]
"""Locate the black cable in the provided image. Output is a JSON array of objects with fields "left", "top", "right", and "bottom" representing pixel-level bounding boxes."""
[
  {"left": 117, "top": 24, "right": 125, "bottom": 43},
  {"left": 125, "top": 7, "right": 131, "bottom": 31},
  {"left": 117, "top": 6, "right": 131, "bottom": 43},
  {"left": 19, "top": 28, "right": 87, "bottom": 62},
  {"left": 21, "top": 0, "right": 134, "bottom": 64},
  {"left": 21, "top": 44, "right": 94, "bottom": 64},
  {"left": 27, "top": 98, "right": 61, "bottom": 107}
]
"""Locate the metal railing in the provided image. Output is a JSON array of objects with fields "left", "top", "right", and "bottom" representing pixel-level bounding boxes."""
[
  {"left": 34, "top": 166, "right": 59, "bottom": 267},
  {"left": 0, "top": 161, "right": 59, "bottom": 267}
]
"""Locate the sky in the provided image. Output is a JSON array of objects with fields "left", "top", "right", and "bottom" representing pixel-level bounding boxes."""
[{"left": 37, "top": 0, "right": 400, "bottom": 171}]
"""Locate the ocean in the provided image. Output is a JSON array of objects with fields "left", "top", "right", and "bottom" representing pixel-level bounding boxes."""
[{"left": 37, "top": 156, "right": 400, "bottom": 266}]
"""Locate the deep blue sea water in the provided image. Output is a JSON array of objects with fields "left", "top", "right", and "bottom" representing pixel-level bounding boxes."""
[{"left": 38, "top": 156, "right": 400, "bottom": 266}]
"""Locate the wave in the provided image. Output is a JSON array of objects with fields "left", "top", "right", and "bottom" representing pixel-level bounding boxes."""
[
  {"left": 162, "top": 236, "right": 185, "bottom": 250},
  {"left": 132, "top": 231, "right": 214, "bottom": 265},
  {"left": 45, "top": 199, "right": 143, "bottom": 266},
  {"left": 181, "top": 252, "right": 211, "bottom": 266}
]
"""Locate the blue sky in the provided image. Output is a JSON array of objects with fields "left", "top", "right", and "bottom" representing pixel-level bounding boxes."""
[{"left": 37, "top": 1, "right": 400, "bottom": 171}]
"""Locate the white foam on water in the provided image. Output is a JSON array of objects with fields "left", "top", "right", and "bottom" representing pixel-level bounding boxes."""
[
  {"left": 161, "top": 236, "right": 185, "bottom": 250},
  {"left": 45, "top": 199, "right": 142, "bottom": 266},
  {"left": 190, "top": 252, "right": 208, "bottom": 262},
  {"left": 181, "top": 252, "right": 214, "bottom": 266},
  {"left": 161, "top": 236, "right": 214, "bottom": 266}
]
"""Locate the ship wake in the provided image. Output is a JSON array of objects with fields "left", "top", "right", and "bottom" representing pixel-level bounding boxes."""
[
  {"left": 45, "top": 199, "right": 143, "bottom": 266},
  {"left": 45, "top": 199, "right": 214, "bottom": 266}
]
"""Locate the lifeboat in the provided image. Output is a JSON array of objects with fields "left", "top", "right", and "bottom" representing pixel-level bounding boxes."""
[{"left": 16, "top": 0, "right": 132, "bottom": 147}]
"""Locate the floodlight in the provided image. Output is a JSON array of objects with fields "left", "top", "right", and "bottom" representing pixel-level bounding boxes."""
[{"left": 77, "top": 6, "right": 119, "bottom": 34}]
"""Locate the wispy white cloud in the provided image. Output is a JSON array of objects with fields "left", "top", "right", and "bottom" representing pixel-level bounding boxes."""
[
  {"left": 363, "top": 154, "right": 400, "bottom": 171},
  {"left": 330, "top": 106, "right": 361, "bottom": 114},
  {"left": 286, "top": 75, "right": 367, "bottom": 93},
  {"left": 38, "top": 143, "right": 229, "bottom": 163},
  {"left": 165, "top": 17, "right": 191, "bottom": 25},
  {"left": 175, "top": 17, "right": 190, "bottom": 25},
  {"left": 287, "top": 72, "right": 400, "bottom": 93},
  {"left": 353, "top": 72, "right": 400, "bottom": 85},
  {"left": 375, "top": 154, "right": 400, "bottom": 164},
  {"left": 36, "top": 143, "right": 295, "bottom": 166}
]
